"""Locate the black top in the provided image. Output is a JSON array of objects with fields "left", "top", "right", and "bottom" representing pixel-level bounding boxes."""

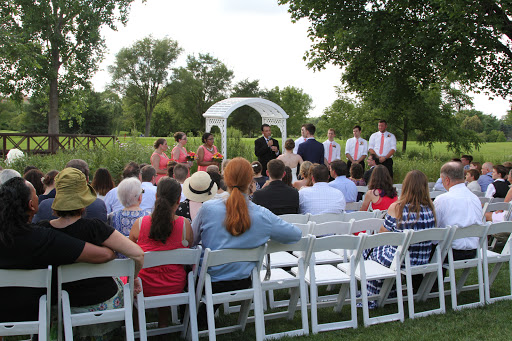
[
  {"left": 176, "top": 199, "right": 192, "bottom": 222},
  {"left": 363, "top": 166, "right": 375, "bottom": 186},
  {"left": 38, "top": 219, "right": 117, "bottom": 307},
  {"left": 32, "top": 197, "right": 107, "bottom": 223},
  {"left": 252, "top": 180, "right": 299, "bottom": 216},
  {"left": 38, "top": 188, "right": 56, "bottom": 204},
  {"left": 254, "top": 136, "right": 280, "bottom": 174},
  {"left": 493, "top": 180, "right": 510, "bottom": 198},
  {"left": 254, "top": 176, "right": 269, "bottom": 190},
  {"left": 0, "top": 225, "right": 85, "bottom": 322}
]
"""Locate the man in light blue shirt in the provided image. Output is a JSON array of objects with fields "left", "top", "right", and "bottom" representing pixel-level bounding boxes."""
[
  {"left": 478, "top": 162, "right": 494, "bottom": 192},
  {"left": 328, "top": 160, "right": 357, "bottom": 203}
]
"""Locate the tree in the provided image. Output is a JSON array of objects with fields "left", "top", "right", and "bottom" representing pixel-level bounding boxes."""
[
  {"left": 0, "top": 0, "right": 137, "bottom": 135},
  {"left": 280, "top": 0, "right": 512, "bottom": 98},
  {"left": 108, "top": 36, "right": 182, "bottom": 137}
]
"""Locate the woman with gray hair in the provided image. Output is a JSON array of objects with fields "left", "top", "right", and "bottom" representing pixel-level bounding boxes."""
[{"left": 108, "top": 177, "right": 152, "bottom": 240}]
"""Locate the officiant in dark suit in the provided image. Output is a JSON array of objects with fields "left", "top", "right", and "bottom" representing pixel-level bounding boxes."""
[
  {"left": 254, "top": 124, "right": 280, "bottom": 175},
  {"left": 297, "top": 123, "right": 327, "bottom": 165}
]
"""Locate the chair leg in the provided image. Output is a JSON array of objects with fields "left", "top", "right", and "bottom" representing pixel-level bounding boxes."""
[
  {"left": 123, "top": 284, "right": 135, "bottom": 341},
  {"left": 252, "top": 273, "right": 265, "bottom": 341},
  {"left": 405, "top": 268, "right": 416, "bottom": 319},
  {"left": 204, "top": 278, "right": 217, "bottom": 341},
  {"left": 136, "top": 294, "right": 148, "bottom": 341}
]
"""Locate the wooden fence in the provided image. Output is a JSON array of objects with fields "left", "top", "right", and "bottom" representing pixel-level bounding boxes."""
[{"left": 1, "top": 133, "right": 118, "bottom": 158}]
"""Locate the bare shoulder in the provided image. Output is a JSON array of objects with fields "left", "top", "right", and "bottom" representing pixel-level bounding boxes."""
[{"left": 387, "top": 202, "right": 399, "bottom": 217}]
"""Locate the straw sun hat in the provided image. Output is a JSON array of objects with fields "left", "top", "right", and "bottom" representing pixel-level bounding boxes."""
[
  {"left": 52, "top": 167, "right": 97, "bottom": 211},
  {"left": 182, "top": 171, "right": 217, "bottom": 203}
]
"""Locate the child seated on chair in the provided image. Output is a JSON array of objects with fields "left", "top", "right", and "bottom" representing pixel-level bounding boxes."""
[{"left": 466, "top": 169, "right": 481, "bottom": 192}]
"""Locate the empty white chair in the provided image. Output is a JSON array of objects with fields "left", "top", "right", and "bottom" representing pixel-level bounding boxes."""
[
  {"left": 356, "top": 186, "right": 368, "bottom": 193},
  {"left": 135, "top": 248, "right": 202, "bottom": 341},
  {"left": 338, "top": 231, "right": 411, "bottom": 327},
  {"left": 490, "top": 197, "right": 506, "bottom": 203},
  {"left": 0, "top": 266, "right": 52, "bottom": 341},
  {"left": 430, "top": 191, "right": 446, "bottom": 199},
  {"left": 57, "top": 259, "right": 135, "bottom": 341},
  {"left": 443, "top": 224, "right": 489, "bottom": 311},
  {"left": 279, "top": 213, "right": 309, "bottom": 224},
  {"left": 345, "top": 201, "right": 363, "bottom": 211},
  {"left": 308, "top": 213, "right": 344, "bottom": 223},
  {"left": 343, "top": 210, "right": 377, "bottom": 222},
  {"left": 479, "top": 197, "right": 491, "bottom": 206},
  {"left": 393, "top": 184, "right": 403, "bottom": 190},
  {"left": 483, "top": 221, "right": 512, "bottom": 304},
  {"left": 305, "top": 221, "right": 352, "bottom": 265},
  {"left": 195, "top": 246, "right": 267, "bottom": 341}
]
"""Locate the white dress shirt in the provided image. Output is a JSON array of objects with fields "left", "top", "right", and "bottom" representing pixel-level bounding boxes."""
[
  {"left": 368, "top": 131, "right": 397, "bottom": 157},
  {"left": 344, "top": 137, "right": 368, "bottom": 161},
  {"left": 434, "top": 183, "right": 484, "bottom": 250},
  {"left": 323, "top": 140, "right": 341, "bottom": 163},
  {"left": 299, "top": 182, "right": 346, "bottom": 215},
  {"left": 104, "top": 187, "right": 123, "bottom": 214},
  {"left": 293, "top": 136, "right": 307, "bottom": 154},
  {"left": 140, "top": 182, "right": 157, "bottom": 212}
]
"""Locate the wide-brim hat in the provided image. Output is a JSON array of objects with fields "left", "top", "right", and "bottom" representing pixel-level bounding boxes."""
[
  {"left": 182, "top": 171, "right": 217, "bottom": 203},
  {"left": 52, "top": 167, "right": 97, "bottom": 211}
]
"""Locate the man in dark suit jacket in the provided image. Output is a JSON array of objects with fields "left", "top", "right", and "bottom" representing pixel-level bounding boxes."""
[
  {"left": 254, "top": 124, "right": 280, "bottom": 175},
  {"left": 252, "top": 159, "right": 299, "bottom": 215},
  {"left": 363, "top": 153, "right": 378, "bottom": 184},
  {"left": 297, "top": 123, "right": 326, "bottom": 165}
]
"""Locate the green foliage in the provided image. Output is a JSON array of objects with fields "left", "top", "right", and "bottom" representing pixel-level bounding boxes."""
[
  {"left": 108, "top": 36, "right": 183, "bottom": 137},
  {"left": 228, "top": 79, "right": 264, "bottom": 137}
]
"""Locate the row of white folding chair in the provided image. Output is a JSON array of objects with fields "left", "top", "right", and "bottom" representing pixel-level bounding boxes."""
[
  {"left": 483, "top": 221, "right": 512, "bottom": 304},
  {"left": 135, "top": 248, "right": 202, "bottom": 341},
  {"left": 0, "top": 266, "right": 52, "bottom": 341},
  {"left": 472, "top": 190, "right": 486, "bottom": 197},
  {"left": 482, "top": 201, "right": 512, "bottom": 222},
  {"left": 279, "top": 211, "right": 381, "bottom": 226}
]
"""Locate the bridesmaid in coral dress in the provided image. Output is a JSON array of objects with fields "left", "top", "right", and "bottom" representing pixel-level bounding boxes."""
[
  {"left": 171, "top": 132, "right": 192, "bottom": 175},
  {"left": 196, "top": 132, "right": 219, "bottom": 172},
  {"left": 151, "top": 138, "right": 170, "bottom": 184}
]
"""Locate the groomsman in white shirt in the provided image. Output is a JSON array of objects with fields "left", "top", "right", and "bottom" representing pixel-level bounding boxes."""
[
  {"left": 368, "top": 119, "right": 397, "bottom": 178},
  {"left": 293, "top": 124, "right": 307, "bottom": 154},
  {"left": 345, "top": 125, "right": 368, "bottom": 170},
  {"left": 323, "top": 128, "right": 341, "bottom": 165}
]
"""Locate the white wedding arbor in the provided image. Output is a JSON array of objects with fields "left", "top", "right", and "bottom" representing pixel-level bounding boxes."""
[{"left": 203, "top": 97, "right": 289, "bottom": 158}]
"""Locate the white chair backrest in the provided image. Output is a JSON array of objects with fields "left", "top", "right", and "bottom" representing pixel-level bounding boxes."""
[
  {"left": 279, "top": 213, "right": 309, "bottom": 224},
  {"left": 490, "top": 197, "right": 505, "bottom": 203},
  {"left": 471, "top": 190, "right": 486, "bottom": 197},
  {"left": 479, "top": 197, "right": 491, "bottom": 206},
  {"left": 350, "top": 218, "right": 385, "bottom": 235},
  {"left": 266, "top": 235, "right": 316, "bottom": 271},
  {"left": 483, "top": 202, "right": 512, "bottom": 215},
  {"left": 361, "top": 231, "right": 411, "bottom": 270},
  {"left": 394, "top": 184, "right": 403, "bottom": 190},
  {"left": 343, "top": 210, "right": 377, "bottom": 221},
  {"left": 430, "top": 191, "right": 445, "bottom": 199},
  {"left": 345, "top": 201, "right": 363, "bottom": 211},
  {"left": 312, "top": 234, "right": 365, "bottom": 262},
  {"left": 143, "top": 248, "right": 202, "bottom": 276},
  {"left": 356, "top": 186, "right": 368, "bottom": 193},
  {"left": 487, "top": 221, "right": 512, "bottom": 255},
  {"left": 201, "top": 245, "right": 267, "bottom": 271},
  {"left": 428, "top": 182, "right": 436, "bottom": 190},
  {"left": 449, "top": 224, "right": 489, "bottom": 248},
  {"left": 58, "top": 258, "right": 135, "bottom": 287},
  {"left": 293, "top": 222, "right": 314, "bottom": 236},
  {"left": 308, "top": 213, "right": 344, "bottom": 223},
  {"left": 310, "top": 220, "right": 353, "bottom": 236}
]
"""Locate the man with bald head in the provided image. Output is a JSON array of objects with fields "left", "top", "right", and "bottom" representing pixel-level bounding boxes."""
[
  {"left": 434, "top": 162, "right": 483, "bottom": 260},
  {"left": 478, "top": 162, "right": 494, "bottom": 192}
]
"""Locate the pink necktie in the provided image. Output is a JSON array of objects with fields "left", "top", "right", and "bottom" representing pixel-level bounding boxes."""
[
  {"left": 328, "top": 143, "right": 333, "bottom": 163},
  {"left": 354, "top": 138, "right": 359, "bottom": 161},
  {"left": 379, "top": 133, "right": 384, "bottom": 155},
  {"left": 304, "top": 138, "right": 307, "bottom": 142}
]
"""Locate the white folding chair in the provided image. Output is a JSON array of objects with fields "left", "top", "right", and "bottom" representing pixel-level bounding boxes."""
[
  {"left": 482, "top": 202, "right": 512, "bottom": 222},
  {"left": 279, "top": 213, "right": 309, "bottom": 224},
  {"left": 491, "top": 197, "right": 506, "bottom": 203},
  {"left": 259, "top": 236, "right": 315, "bottom": 339},
  {"left": 443, "top": 224, "right": 489, "bottom": 311},
  {"left": 57, "top": 259, "right": 135, "bottom": 341},
  {"left": 338, "top": 231, "right": 411, "bottom": 327},
  {"left": 308, "top": 213, "right": 344, "bottom": 223},
  {"left": 356, "top": 186, "right": 368, "bottom": 194},
  {"left": 345, "top": 201, "right": 363, "bottom": 211},
  {"left": 430, "top": 191, "right": 446, "bottom": 199},
  {"left": 471, "top": 190, "right": 486, "bottom": 197},
  {"left": 195, "top": 246, "right": 267, "bottom": 341},
  {"left": 297, "top": 234, "right": 365, "bottom": 334},
  {"left": 135, "top": 248, "right": 202, "bottom": 341},
  {"left": 349, "top": 218, "right": 385, "bottom": 235},
  {"left": 402, "top": 228, "right": 452, "bottom": 319},
  {"left": 428, "top": 182, "right": 436, "bottom": 190},
  {"left": 479, "top": 197, "right": 491, "bottom": 206},
  {"left": 393, "top": 184, "right": 402, "bottom": 190},
  {"left": 0, "top": 266, "right": 52, "bottom": 341},
  {"left": 304, "top": 221, "right": 352, "bottom": 265},
  {"left": 343, "top": 211, "right": 378, "bottom": 222},
  {"left": 483, "top": 221, "right": 512, "bottom": 304}
]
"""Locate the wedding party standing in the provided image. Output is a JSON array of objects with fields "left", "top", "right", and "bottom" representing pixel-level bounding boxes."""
[
  {"left": 151, "top": 138, "right": 171, "bottom": 184},
  {"left": 196, "top": 133, "right": 219, "bottom": 172}
]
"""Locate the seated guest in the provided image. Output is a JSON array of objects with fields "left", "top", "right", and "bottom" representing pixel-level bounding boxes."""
[
  {"left": 360, "top": 165, "right": 398, "bottom": 212},
  {"left": 0, "top": 177, "right": 115, "bottom": 323},
  {"left": 33, "top": 159, "right": 107, "bottom": 223},
  {"left": 434, "top": 162, "right": 483, "bottom": 261},
  {"left": 108, "top": 177, "right": 151, "bottom": 240},
  {"left": 349, "top": 163, "right": 366, "bottom": 186},
  {"left": 299, "top": 164, "right": 346, "bottom": 214},
  {"left": 363, "top": 154, "right": 378, "bottom": 185},
  {"left": 23, "top": 168, "right": 45, "bottom": 196},
  {"left": 252, "top": 159, "right": 299, "bottom": 215},
  {"left": 461, "top": 154, "right": 473, "bottom": 171},
  {"left": 104, "top": 162, "right": 140, "bottom": 214},
  {"left": 293, "top": 161, "right": 312, "bottom": 190},
  {"left": 91, "top": 168, "right": 115, "bottom": 201},
  {"left": 433, "top": 177, "right": 448, "bottom": 192},
  {"left": 173, "top": 163, "right": 189, "bottom": 202},
  {"left": 283, "top": 166, "right": 294, "bottom": 187},
  {"left": 36, "top": 168, "right": 144, "bottom": 339},
  {"left": 166, "top": 160, "right": 178, "bottom": 178},
  {"left": 470, "top": 161, "right": 482, "bottom": 174},
  {"left": 176, "top": 171, "right": 217, "bottom": 223},
  {"left": 0, "top": 168, "right": 21, "bottom": 184},
  {"left": 206, "top": 164, "right": 220, "bottom": 174},
  {"left": 139, "top": 165, "right": 157, "bottom": 211},
  {"left": 38, "top": 170, "right": 59, "bottom": 203},
  {"left": 485, "top": 165, "right": 510, "bottom": 198},
  {"left": 466, "top": 169, "right": 481, "bottom": 192},
  {"left": 207, "top": 170, "right": 229, "bottom": 200},
  {"left": 478, "top": 162, "right": 494, "bottom": 192},
  {"left": 251, "top": 161, "right": 268, "bottom": 190},
  {"left": 328, "top": 160, "right": 357, "bottom": 203},
  {"left": 364, "top": 170, "right": 436, "bottom": 306},
  {"left": 129, "top": 177, "right": 193, "bottom": 328}
]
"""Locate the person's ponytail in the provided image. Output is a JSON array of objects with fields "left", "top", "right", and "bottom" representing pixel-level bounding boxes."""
[{"left": 223, "top": 158, "right": 253, "bottom": 235}]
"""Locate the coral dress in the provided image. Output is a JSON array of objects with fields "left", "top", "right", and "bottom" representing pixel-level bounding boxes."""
[
  {"left": 172, "top": 145, "right": 190, "bottom": 176},
  {"left": 372, "top": 189, "right": 398, "bottom": 210},
  {"left": 151, "top": 151, "right": 170, "bottom": 184},
  {"left": 137, "top": 215, "right": 188, "bottom": 297},
  {"left": 197, "top": 145, "right": 218, "bottom": 172}
]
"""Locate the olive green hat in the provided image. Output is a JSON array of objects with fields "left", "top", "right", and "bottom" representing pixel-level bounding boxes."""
[{"left": 52, "top": 167, "right": 97, "bottom": 211}]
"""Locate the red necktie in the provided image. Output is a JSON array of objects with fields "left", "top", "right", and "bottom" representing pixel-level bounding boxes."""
[
  {"left": 354, "top": 138, "right": 359, "bottom": 161},
  {"left": 304, "top": 138, "right": 307, "bottom": 142},
  {"left": 379, "top": 133, "right": 385, "bottom": 155},
  {"left": 328, "top": 143, "right": 333, "bottom": 163}
]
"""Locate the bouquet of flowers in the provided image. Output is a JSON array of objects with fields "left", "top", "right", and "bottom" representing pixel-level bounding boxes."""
[
  {"left": 212, "top": 152, "right": 224, "bottom": 162},
  {"left": 186, "top": 151, "right": 197, "bottom": 161}
]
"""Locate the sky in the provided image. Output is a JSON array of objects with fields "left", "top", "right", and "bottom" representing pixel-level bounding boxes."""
[{"left": 91, "top": 0, "right": 511, "bottom": 119}]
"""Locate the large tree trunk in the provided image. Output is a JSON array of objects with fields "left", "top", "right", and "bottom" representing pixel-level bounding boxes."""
[
  {"left": 145, "top": 108, "right": 152, "bottom": 137},
  {"left": 48, "top": 40, "right": 60, "bottom": 152},
  {"left": 402, "top": 118, "right": 408, "bottom": 153}
]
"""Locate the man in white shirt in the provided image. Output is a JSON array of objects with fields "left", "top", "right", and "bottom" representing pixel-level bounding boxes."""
[
  {"left": 434, "top": 162, "right": 483, "bottom": 260},
  {"left": 485, "top": 165, "right": 510, "bottom": 198},
  {"left": 299, "top": 164, "right": 346, "bottom": 214},
  {"left": 368, "top": 120, "right": 397, "bottom": 178},
  {"left": 345, "top": 125, "right": 368, "bottom": 170},
  {"left": 293, "top": 124, "right": 307, "bottom": 154},
  {"left": 139, "top": 165, "right": 157, "bottom": 211},
  {"left": 323, "top": 128, "right": 341, "bottom": 165}
]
